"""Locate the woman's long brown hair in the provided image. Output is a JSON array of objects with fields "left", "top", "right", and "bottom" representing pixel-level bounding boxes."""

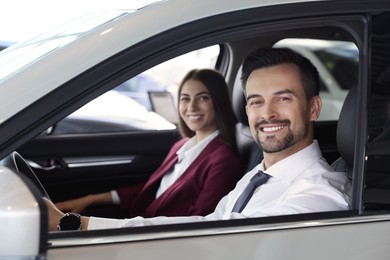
[{"left": 177, "top": 69, "right": 238, "bottom": 152}]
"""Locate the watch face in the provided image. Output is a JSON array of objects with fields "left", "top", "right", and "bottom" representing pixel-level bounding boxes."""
[{"left": 58, "top": 213, "right": 81, "bottom": 231}]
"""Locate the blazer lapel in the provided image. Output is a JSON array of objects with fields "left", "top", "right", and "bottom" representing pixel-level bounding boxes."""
[
  {"left": 130, "top": 143, "right": 181, "bottom": 217},
  {"left": 145, "top": 137, "right": 223, "bottom": 216}
]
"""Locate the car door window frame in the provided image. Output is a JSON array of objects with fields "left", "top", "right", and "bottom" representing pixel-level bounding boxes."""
[{"left": 40, "top": 12, "right": 370, "bottom": 249}]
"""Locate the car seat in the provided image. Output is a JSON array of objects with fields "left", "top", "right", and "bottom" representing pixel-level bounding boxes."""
[
  {"left": 232, "top": 72, "right": 263, "bottom": 171},
  {"left": 331, "top": 84, "right": 357, "bottom": 177}
]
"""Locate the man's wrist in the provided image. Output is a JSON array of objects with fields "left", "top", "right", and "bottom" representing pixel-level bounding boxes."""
[
  {"left": 57, "top": 212, "right": 82, "bottom": 231},
  {"left": 80, "top": 216, "right": 90, "bottom": 230}
]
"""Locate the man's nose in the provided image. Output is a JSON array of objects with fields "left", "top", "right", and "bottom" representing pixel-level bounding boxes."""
[{"left": 260, "top": 103, "right": 278, "bottom": 121}]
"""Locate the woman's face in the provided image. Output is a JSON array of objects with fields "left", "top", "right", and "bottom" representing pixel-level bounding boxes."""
[{"left": 179, "top": 79, "right": 218, "bottom": 141}]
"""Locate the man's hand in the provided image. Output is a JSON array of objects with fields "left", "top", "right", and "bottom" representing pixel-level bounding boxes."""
[{"left": 43, "top": 197, "right": 65, "bottom": 231}]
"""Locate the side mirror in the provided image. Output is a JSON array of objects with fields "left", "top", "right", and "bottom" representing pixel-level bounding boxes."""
[{"left": 0, "top": 166, "right": 47, "bottom": 259}]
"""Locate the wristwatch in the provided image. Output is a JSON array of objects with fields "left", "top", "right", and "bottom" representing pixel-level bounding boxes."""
[{"left": 57, "top": 212, "right": 82, "bottom": 231}]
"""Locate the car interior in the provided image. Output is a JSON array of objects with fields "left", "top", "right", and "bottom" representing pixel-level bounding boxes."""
[
  {"left": 331, "top": 83, "right": 357, "bottom": 177},
  {"left": 14, "top": 18, "right": 361, "bottom": 220}
]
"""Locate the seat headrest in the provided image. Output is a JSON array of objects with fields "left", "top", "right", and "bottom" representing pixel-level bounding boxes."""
[
  {"left": 337, "top": 85, "right": 357, "bottom": 165},
  {"left": 232, "top": 70, "right": 248, "bottom": 126}
]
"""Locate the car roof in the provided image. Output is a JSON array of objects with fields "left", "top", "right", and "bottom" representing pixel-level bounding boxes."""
[
  {"left": 0, "top": 41, "right": 14, "bottom": 51},
  {"left": 0, "top": 0, "right": 324, "bottom": 125}
]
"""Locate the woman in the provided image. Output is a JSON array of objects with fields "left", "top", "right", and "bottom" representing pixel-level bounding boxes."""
[{"left": 56, "top": 69, "right": 245, "bottom": 218}]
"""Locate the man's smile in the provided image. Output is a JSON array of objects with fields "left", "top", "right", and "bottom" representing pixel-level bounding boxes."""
[{"left": 261, "top": 125, "right": 286, "bottom": 132}]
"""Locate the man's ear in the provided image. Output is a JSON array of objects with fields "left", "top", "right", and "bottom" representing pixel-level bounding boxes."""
[{"left": 309, "top": 95, "right": 322, "bottom": 121}]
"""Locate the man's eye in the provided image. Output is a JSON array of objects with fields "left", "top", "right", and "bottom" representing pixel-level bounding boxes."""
[
  {"left": 249, "top": 100, "right": 263, "bottom": 106},
  {"left": 278, "top": 96, "right": 291, "bottom": 101}
]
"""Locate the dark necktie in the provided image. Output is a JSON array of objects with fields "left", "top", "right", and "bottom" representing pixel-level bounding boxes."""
[{"left": 231, "top": 170, "right": 270, "bottom": 213}]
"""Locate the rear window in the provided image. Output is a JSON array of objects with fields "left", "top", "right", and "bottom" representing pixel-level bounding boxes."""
[{"left": 274, "top": 38, "right": 358, "bottom": 121}]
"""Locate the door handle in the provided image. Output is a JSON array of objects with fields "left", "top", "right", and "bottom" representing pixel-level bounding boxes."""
[{"left": 26, "top": 159, "right": 63, "bottom": 171}]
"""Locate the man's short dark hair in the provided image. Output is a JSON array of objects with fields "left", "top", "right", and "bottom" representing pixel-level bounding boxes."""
[{"left": 241, "top": 47, "right": 320, "bottom": 99}]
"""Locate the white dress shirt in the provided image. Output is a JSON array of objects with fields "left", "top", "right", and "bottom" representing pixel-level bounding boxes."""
[{"left": 89, "top": 140, "right": 352, "bottom": 229}]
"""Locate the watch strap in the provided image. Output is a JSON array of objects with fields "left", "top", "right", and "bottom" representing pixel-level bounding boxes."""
[{"left": 57, "top": 212, "right": 82, "bottom": 231}]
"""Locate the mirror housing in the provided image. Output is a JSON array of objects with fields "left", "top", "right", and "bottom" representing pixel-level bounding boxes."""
[{"left": 0, "top": 166, "right": 47, "bottom": 259}]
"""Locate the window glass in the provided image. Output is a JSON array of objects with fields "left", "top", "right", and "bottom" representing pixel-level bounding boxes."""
[
  {"left": 274, "top": 38, "right": 358, "bottom": 121},
  {"left": 365, "top": 11, "right": 390, "bottom": 210},
  {"left": 52, "top": 45, "right": 220, "bottom": 134}
]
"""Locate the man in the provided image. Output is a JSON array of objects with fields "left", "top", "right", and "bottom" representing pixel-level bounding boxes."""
[{"left": 46, "top": 47, "right": 351, "bottom": 231}]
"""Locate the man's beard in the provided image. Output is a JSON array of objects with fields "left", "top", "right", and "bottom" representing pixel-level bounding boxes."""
[{"left": 253, "top": 120, "right": 308, "bottom": 153}]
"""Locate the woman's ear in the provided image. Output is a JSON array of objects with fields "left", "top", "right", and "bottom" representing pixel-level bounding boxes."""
[{"left": 309, "top": 95, "right": 322, "bottom": 121}]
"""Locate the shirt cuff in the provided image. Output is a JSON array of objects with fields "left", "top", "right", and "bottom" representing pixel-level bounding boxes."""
[
  {"left": 111, "top": 190, "right": 121, "bottom": 205},
  {"left": 88, "top": 216, "right": 123, "bottom": 230}
]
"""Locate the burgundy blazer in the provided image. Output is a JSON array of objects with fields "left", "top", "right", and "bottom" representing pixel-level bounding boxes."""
[{"left": 116, "top": 136, "right": 245, "bottom": 218}]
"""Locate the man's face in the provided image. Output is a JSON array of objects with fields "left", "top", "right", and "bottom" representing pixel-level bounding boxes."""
[{"left": 245, "top": 63, "right": 321, "bottom": 157}]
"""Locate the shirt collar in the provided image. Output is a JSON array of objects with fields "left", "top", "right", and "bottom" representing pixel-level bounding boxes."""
[
  {"left": 177, "top": 130, "right": 219, "bottom": 161},
  {"left": 258, "top": 140, "right": 322, "bottom": 183}
]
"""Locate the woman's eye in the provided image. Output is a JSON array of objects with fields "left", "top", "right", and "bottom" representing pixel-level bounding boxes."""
[{"left": 199, "top": 95, "right": 210, "bottom": 101}]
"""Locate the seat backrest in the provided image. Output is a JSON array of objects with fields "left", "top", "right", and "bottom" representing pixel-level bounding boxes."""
[
  {"left": 331, "top": 85, "right": 357, "bottom": 176},
  {"left": 232, "top": 72, "right": 263, "bottom": 171}
]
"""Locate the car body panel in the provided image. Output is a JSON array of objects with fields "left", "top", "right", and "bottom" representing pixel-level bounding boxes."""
[
  {"left": 47, "top": 213, "right": 390, "bottom": 260},
  {"left": 1, "top": 0, "right": 390, "bottom": 259},
  {"left": 0, "top": 167, "right": 40, "bottom": 256},
  {"left": 0, "top": 165, "right": 47, "bottom": 259}
]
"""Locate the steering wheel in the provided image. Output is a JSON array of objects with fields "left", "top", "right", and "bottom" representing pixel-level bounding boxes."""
[{"left": 1, "top": 151, "right": 50, "bottom": 199}]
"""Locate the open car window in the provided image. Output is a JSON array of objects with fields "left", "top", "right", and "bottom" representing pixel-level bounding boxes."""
[
  {"left": 46, "top": 17, "right": 361, "bottom": 235},
  {"left": 51, "top": 45, "right": 220, "bottom": 134}
]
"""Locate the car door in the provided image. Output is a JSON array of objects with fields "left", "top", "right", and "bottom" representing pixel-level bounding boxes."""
[
  {"left": 46, "top": 2, "right": 390, "bottom": 259},
  {"left": 4, "top": 1, "right": 390, "bottom": 259},
  {"left": 15, "top": 46, "right": 221, "bottom": 217}
]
